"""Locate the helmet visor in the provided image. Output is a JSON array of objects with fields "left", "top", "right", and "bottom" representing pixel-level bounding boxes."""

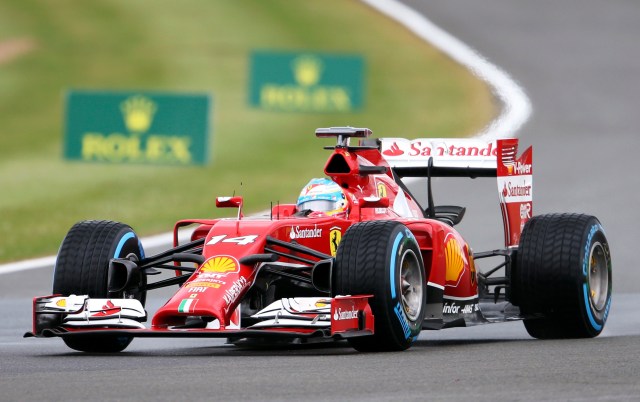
[{"left": 298, "top": 199, "right": 338, "bottom": 213}]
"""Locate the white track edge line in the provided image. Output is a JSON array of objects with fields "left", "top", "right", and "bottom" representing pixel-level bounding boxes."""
[
  {"left": 0, "top": 0, "right": 531, "bottom": 275},
  {"left": 361, "top": 0, "right": 532, "bottom": 140},
  {"left": 0, "top": 231, "right": 194, "bottom": 275}
]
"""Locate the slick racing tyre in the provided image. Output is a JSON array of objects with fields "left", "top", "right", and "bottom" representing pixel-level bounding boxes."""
[
  {"left": 53, "top": 220, "right": 146, "bottom": 353},
  {"left": 333, "top": 221, "right": 425, "bottom": 351},
  {"left": 512, "top": 214, "right": 612, "bottom": 339}
]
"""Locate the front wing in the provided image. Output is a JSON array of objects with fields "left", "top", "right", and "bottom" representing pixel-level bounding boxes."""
[{"left": 25, "top": 294, "right": 375, "bottom": 342}]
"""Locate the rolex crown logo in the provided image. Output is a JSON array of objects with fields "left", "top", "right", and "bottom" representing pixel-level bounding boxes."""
[
  {"left": 292, "top": 55, "right": 323, "bottom": 87},
  {"left": 120, "top": 95, "right": 157, "bottom": 134}
]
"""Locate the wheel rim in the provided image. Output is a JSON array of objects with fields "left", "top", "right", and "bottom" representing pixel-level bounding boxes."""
[
  {"left": 399, "top": 249, "right": 423, "bottom": 321},
  {"left": 588, "top": 242, "right": 609, "bottom": 311}
]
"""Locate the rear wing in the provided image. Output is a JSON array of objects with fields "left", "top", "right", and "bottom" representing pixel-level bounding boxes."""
[{"left": 380, "top": 138, "right": 532, "bottom": 247}]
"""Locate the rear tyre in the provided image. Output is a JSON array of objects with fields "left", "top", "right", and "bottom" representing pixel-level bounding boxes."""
[
  {"left": 333, "top": 221, "right": 425, "bottom": 351},
  {"left": 53, "top": 220, "right": 146, "bottom": 352},
  {"left": 512, "top": 213, "right": 612, "bottom": 339}
]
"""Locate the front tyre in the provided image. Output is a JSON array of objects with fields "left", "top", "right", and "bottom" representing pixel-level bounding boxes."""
[
  {"left": 53, "top": 220, "right": 146, "bottom": 352},
  {"left": 333, "top": 221, "right": 426, "bottom": 351},
  {"left": 513, "top": 213, "right": 612, "bottom": 339}
]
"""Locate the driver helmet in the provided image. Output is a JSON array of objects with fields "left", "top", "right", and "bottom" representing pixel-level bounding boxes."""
[{"left": 296, "top": 178, "right": 348, "bottom": 217}]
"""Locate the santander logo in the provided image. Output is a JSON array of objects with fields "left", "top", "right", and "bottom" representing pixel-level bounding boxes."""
[
  {"left": 91, "top": 300, "right": 122, "bottom": 317},
  {"left": 382, "top": 142, "right": 404, "bottom": 156},
  {"left": 333, "top": 307, "right": 359, "bottom": 321},
  {"left": 502, "top": 181, "right": 532, "bottom": 198},
  {"left": 382, "top": 139, "right": 499, "bottom": 158}
]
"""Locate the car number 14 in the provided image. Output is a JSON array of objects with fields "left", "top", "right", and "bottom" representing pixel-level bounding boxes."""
[{"left": 206, "top": 234, "right": 258, "bottom": 246}]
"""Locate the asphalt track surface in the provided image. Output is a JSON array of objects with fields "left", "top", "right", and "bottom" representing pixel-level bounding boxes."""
[{"left": 2, "top": 1, "right": 639, "bottom": 401}]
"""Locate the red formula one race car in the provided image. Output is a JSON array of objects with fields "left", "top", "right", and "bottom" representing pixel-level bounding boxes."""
[{"left": 26, "top": 127, "right": 612, "bottom": 353}]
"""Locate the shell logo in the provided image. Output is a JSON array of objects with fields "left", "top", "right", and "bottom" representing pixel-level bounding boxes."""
[
  {"left": 445, "top": 237, "right": 466, "bottom": 284},
  {"left": 200, "top": 256, "right": 239, "bottom": 275},
  {"left": 56, "top": 299, "right": 67, "bottom": 308},
  {"left": 315, "top": 299, "right": 330, "bottom": 308}
]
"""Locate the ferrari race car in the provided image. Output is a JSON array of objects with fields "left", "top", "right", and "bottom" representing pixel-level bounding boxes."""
[{"left": 26, "top": 127, "right": 612, "bottom": 353}]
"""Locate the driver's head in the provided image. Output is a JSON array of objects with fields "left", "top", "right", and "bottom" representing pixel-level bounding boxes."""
[{"left": 296, "top": 178, "right": 348, "bottom": 218}]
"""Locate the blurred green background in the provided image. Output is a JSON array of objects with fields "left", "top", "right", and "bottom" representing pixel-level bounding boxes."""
[{"left": 0, "top": 0, "right": 494, "bottom": 262}]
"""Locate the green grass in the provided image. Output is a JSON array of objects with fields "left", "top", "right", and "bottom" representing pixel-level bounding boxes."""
[{"left": 0, "top": 0, "right": 494, "bottom": 262}]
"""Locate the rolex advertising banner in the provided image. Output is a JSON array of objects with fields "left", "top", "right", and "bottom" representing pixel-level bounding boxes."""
[
  {"left": 249, "top": 51, "right": 364, "bottom": 113},
  {"left": 64, "top": 91, "right": 211, "bottom": 165}
]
